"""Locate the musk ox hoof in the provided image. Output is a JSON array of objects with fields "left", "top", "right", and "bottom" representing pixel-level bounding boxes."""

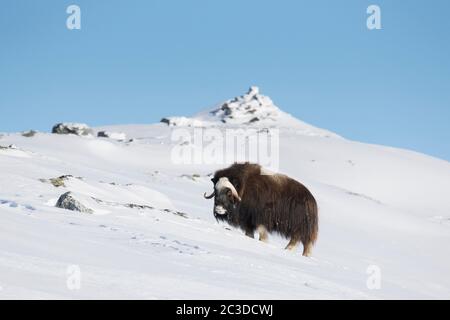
[
  {"left": 257, "top": 225, "right": 269, "bottom": 243},
  {"left": 285, "top": 239, "right": 313, "bottom": 257},
  {"left": 302, "top": 243, "right": 313, "bottom": 257}
]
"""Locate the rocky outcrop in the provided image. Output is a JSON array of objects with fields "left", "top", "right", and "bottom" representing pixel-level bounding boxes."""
[
  {"left": 22, "top": 130, "right": 37, "bottom": 137},
  {"left": 160, "top": 86, "right": 282, "bottom": 127},
  {"left": 160, "top": 86, "right": 340, "bottom": 136},
  {"left": 0, "top": 144, "right": 17, "bottom": 150},
  {"left": 52, "top": 123, "right": 93, "bottom": 136},
  {"left": 160, "top": 116, "right": 204, "bottom": 127},
  {"left": 209, "top": 86, "right": 279, "bottom": 125}
]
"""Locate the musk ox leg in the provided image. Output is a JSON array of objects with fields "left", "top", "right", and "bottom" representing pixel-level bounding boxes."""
[
  {"left": 257, "top": 225, "right": 268, "bottom": 243},
  {"left": 245, "top": 229, "right": 254, "bottom": 239},
  {"left": 285, "top": 237, "right": 300, "bottom": 251},
  {"left": 302, "top": 242, "right": 313, "bottom": 257}
]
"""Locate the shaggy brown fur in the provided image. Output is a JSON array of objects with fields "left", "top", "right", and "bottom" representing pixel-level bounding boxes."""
[{"left": 206, "top": 163, "right": 319, "bottom": 256}]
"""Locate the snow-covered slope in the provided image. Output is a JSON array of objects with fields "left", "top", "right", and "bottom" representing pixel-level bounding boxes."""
[{"left": 1, "top": 88, "right": 450, "bottom": 299}]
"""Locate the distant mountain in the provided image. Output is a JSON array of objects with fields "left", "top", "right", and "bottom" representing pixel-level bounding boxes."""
[{"left": 161, "top": 86, "right": 339, "bottom": 138}]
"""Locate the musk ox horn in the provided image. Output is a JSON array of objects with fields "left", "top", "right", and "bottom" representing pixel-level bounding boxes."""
[
  {"left": 203, "top": 191, "right": 215, "bottom": 199},
  {"left": 216, "top": 177, "right": 241, "bottom": 201}
]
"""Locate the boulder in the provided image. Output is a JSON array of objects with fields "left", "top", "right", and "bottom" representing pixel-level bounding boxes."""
[
  {"left": 160, "top": 116, "right": 203, "bottom": 127},
  {"left": 160, "top": 118, "right": 171, "bottom": 125},
  {"left": 55, "top": 192, "right": 94, "bottom": 214},
  {"left": 0, "top": 144, "right": 17, "bottom": 150},
  {"left": 22, "top": 130, "right": 37, "bottom": 137},
  {"left": 52, "top": 123, "right": 93, "bottom": 136},
  {"left": 97, "top": 131, "right": 127, "bottom": 141}
]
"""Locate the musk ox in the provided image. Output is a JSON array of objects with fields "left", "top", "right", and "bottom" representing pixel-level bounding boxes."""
[{"left": 204, "top": 163, "right": 318, "bottom": 256}]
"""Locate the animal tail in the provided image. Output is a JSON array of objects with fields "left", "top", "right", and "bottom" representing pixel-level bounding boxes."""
[{"left": 304, "top": 195, "right": 319, "bottom": 245}]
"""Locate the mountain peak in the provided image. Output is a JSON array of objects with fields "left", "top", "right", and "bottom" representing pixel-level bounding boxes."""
[
  {"left": 206, "top": 85, "right": 280, "bottom": 125},
  {"left": 160, "top": 86, "right": 339, "bottom": 137}
]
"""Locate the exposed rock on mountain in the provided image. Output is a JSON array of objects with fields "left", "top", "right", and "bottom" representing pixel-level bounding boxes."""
[
  {"left": 52, "top": 123, "right": 93, "bottom": 136},
  {"left": 97, "top": 131, "right": 127, "bottom": 141},
  {"left": 55, "top": 191, "right": 94, "bottom": 214}
]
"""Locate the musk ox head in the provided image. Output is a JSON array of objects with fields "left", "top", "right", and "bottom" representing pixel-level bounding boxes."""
[{"left": 204, "top": 177, "right": 241, "bottom": 219}]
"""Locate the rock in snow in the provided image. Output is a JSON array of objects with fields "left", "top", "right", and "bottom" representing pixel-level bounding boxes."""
[
  {"left": 52, "top": 123, "right": 93, "bottom": 136},
  {"left": 0, "top": 144, "right": 17, "bottom": 150},
  {"left": 21, "top": 130, "right": 37, "bottom": 137},
  {"left": 48, "top": 175, "right": 74, "bottom": 188},
  {"left": 97, "top": 131, "right": 127, "bottom": 141},
  {"left": 160, "top": 116, "right": 204, "bottom": 127},
  {"left": 55, "top": 191, "right": 94, "bottom": 214}
]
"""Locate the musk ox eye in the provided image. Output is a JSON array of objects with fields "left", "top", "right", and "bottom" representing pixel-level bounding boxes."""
[{"left": 226, "top": 189, "right": 240, "bottom": 205}]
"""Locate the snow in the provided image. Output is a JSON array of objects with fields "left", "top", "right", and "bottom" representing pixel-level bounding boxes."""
[{"left": 1, "top": 88, "right": 450, "bottom": 299}]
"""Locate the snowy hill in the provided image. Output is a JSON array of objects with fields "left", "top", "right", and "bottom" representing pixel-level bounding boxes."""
[
  {"left": 1, "top": 87, "right": 450, "bottom": 299},
  {"left": 161, "top": 86, "right": 338, "bottom": 138}
]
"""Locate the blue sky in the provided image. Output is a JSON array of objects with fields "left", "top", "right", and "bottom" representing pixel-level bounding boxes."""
[{"left": 1, "top": 0, "right": 449, "bottom": 161}]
